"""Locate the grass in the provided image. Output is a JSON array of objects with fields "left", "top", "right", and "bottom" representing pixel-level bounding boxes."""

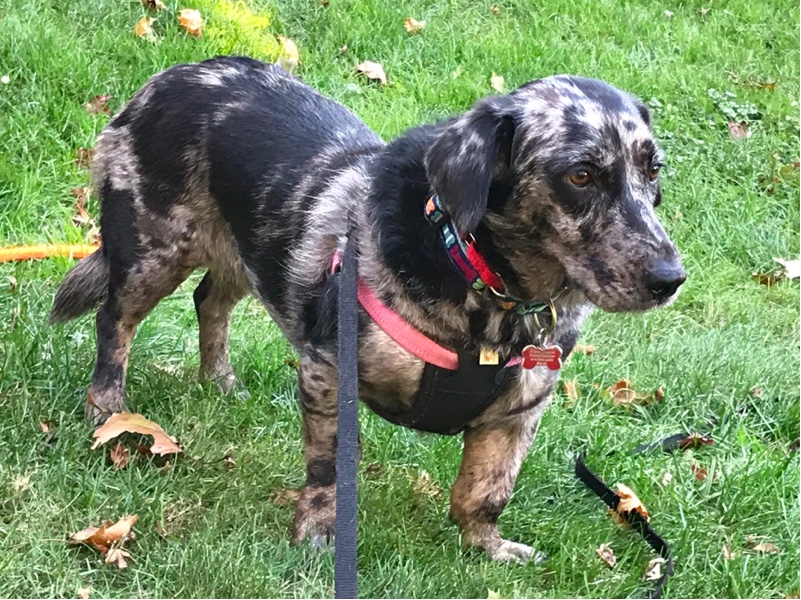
[{"left": 0, "top": 0, "right": 799, "bottom": 597}]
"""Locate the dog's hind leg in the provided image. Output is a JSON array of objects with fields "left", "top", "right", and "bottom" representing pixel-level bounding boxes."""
[
  {"left": 87, "top": 257, "right": 193, "bottom": 424},
  {"left": 193, "top": 271, "right": 247, "bottom": 393},
  {"left": 291, "top": 350, "right": 343, "bottom": 549},
  {"left": 449, "top": 412, "right": 545, "bottom": 563}
]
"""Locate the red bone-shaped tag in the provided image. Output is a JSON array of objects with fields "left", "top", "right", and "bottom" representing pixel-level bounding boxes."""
[{"left": 521, "top": 344, "right": 563, "bottom": 371}]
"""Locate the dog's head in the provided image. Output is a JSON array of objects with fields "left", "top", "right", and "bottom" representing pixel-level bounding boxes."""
[{"left": 425, "top": 75, "right": 685, "bottom": 312}]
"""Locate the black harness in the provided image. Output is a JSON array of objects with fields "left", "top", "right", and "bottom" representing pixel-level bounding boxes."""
[{"left": 370, "top": 349, "right": 517, "bottom": 435}]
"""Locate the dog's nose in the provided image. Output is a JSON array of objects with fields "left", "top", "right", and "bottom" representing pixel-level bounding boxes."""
[{"left": 644, "top": 259, "right": 686, "bottom": 300}]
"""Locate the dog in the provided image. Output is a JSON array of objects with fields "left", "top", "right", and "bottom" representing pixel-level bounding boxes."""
[{"left": 51, "top": 56, "right": 685, "bottom": 562}]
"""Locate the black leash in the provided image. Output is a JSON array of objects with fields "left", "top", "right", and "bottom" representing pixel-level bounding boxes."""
[
  {"left": 575, "top": 436, "right": 693, "bottom": 599},
  {"left": 335, "top": 236, "right": 359, "bottom": 599}
]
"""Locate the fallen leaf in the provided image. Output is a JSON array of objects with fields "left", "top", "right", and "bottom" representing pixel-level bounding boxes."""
[
  {"left": 222, "top": 447, "right": 235, "bottom": 469},
  {"left": 7, "top": 275, "right": 17, "bottom": 291},
  {"left": 71, "top": 187, "right": 94, "bottom": 227},
  {"left": 743, "top": 80, "right": 776, "bottom": 91},
  {"left": 141, "top": 0, "right": 166, "bottom": 9},
  {"left": 490, "top": 72, "right": 505, "bottom": 93},
  {"left": 319, "top": 0, "right": 330, "bottom": 6},
  {"left": 603, "top": 379, "right": 663, "bottom": 407},
  {"left": 403, "top": 17, "right": 426, "bottom": 35},
  {"left": 411, "top": 469, "right": 442, "bottom": 498},
  {"left": 110, "top": 443, "right": 130, "bottom": 470},
  {"left": 773, "top": 257, "right": 801, "bottom": 280},
  {"left": 727, "top": 121, "right": 752, "bottom": 139},
  {"left": 40, "top": 420, "right": 55, "bottom": 433},
  {"left": 134, "top": 16, "right": 156, "bottom": 41},
  {"left": 664, "top": 10, "right": 674, "bottom": 18},
  {"left": 644, "top": 557, "right": 666, "bottom": 581},
  {"left": 614, "top": 482, "right": 649, "bottom": 522},
  {"left": 596, "top": 543, "right": 616, "bottom": 568},
  {"left": 338, "top": 44, "right": 348, "bottom": 54},
  {"left": 678, "top": 433, "right": 714, "bottom": 450},
  {"left": 691, "top": 463, "right": 708, "bottom": 481},
  {"left": 91, "top": 412, "right": 182, "bottom": 456},
  {"left": 562, "top": 378, "right": 580, "bottom": 402},
  {"left": 276, "top": 35, "right": 300, "bottom": 73},
  {"left": 661, "top": 472, "right": 673, "bottom": 486},
  {"left": 490, "top": 4, "right": 500, "bottom": 14},
  {"left": 573, "top": 343, "right": 595, "bottom": 356},
  {"left": 355, "top": 61, "right": 387, "bottom": 85},
  {"left": 452, "top": 66, "right": 463, "bottom": 79},
  {"left": 751, "top": 542, "right": 780, "bottom": 554},
  {"left": 77, "top": 587, "right": 91, "bottom": 599},
  {"left": 12, "top": 474, "right": 31, "bottom": 494},
  {"left": 487, "top": 590, "right": 502, "bottom": 599},
  {"left": 105, "top": 547, "right": 132, "bottom": 569},
  {"left": 699, "top": 7, "right": 710, "bottom": 17},
  {"left": 722, "top": 545, "right": 734, "bottom": 561},
  {"left": 84, "top": 95, "right": 111, "bottom": 116},
  {"left": 178, "top": 9, "right": 202, "bottom": 37},
  {"left": 749, "top": 385, "right": 765, "bottom": 398},
  {"left": 270, "top": 488, "right": 301, "bottom": 507},
  {"left": 75, "top": 147, "right": 93, "bottom": 170}
]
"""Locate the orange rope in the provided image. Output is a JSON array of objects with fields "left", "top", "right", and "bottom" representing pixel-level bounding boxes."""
[{"left": 0, "top": 244, "right": 100, "bottom": 263}]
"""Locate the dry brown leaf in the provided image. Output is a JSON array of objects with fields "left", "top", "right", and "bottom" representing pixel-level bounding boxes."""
[
  {"left": 7, "top": 275, "right": 17, "bottom": 291},
  {"left": 614, "top": 482, "right": 649, "bottom": 522},
  {"left": 644, "top": 557, "right": 666, "bottom": 581},
  {"left": 722, "top": 545, "right": 735, "bottom": 561},
  {"left": 363, "top": 462, "right": 383, "bottom": 479},
  {"left": 678, "top": 433, "right": 714, "bottom": 450},
  {"left": 773, "top": 258, "right": 801, "bottom": 280},
  {"left": 603, "top": 379, "right": 663, "bottom": 407},
  {"left": 752, "top": 271, "right": 781, "bottom": 287},
  {"left": 490, "top": 72, "right": 505, "bottom": 93},
  {"left": 141, "top": 0, "right": 166, "bottom": 9},
  {"left": 573, "top": 343, "right": 596, "bottom": 356},
  {"left": 752, "top": 542, "right": 780, "bottom": 554},
  {"left": 40, "top": 420, "right": 54, "bottom": 433},
  {"left": 12, "top": 474, "right": 30, "bottom": 494},
  {"left": 110, "top": 443, "right": 130, "bottom": 470},
  {"left": 178, "top": 9, "right": 202, "bottom": 37},
  {"left": 105, "top": 547, "right": 132, "bottom": 569},
  {"left": 595, "top": 543, "right": 616, "bottom": 568},
  {"left": 91, "top": 412, "right": 182, "bottom": 456},
  {"left": 691, "top": 463, "right": 708, "bottom": 481},
  {"left": 84, "top": 95, "right": 111, "bottom": 116},
  {"left": 355, "top": 61, "right": 387, "bottom": 85},
  {"left": 403, "top": 17, "right": 426, "bottom": 35},
  {"left": 276, "top": 35, "right": 300, "bottom": 73},
  {"left": 728, "top": 121, "right": 752, "bottom": 139},
  {"left": 490, "top": 4, "right": 500, "bottom": 15},
  {"left": 743, "top": 80, "right": 776, "bottom": 91},
  {"left": 222, "top": 447, "right": 235, "bottom": 470},
  {"left": 134, "top": 16, "right": 156, "bottom": 41},
  {"left": 75, "top": 147, "right": 93, "bottom": 170},
  {"left": 77, "top": 587, "right": 91, "bottom": 600},
  {"left": 71, "top": 187, "right": 94, "bottom": 227},
  {"left": 319, "top": 0, "right": 330, "bottom": 6},
  {"left": 562, "top": 378, "right": 580, "bottom": 402},
  {"left": 270, "top": 488, "right": 301, "bottom": 508}
]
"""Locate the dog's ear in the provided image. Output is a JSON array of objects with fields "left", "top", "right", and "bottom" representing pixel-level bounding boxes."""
[{"left": 424, "top": 97, "right": 515, "bottom": 234}]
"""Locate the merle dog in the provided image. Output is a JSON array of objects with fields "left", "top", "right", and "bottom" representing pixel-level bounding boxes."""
[{"left": 51, "top": 56, "right": 685, "bottom": 561}]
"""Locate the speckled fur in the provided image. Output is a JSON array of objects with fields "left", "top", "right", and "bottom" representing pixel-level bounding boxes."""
[{"left": 51, "top": 57, "right": 684, "bottom": 561}]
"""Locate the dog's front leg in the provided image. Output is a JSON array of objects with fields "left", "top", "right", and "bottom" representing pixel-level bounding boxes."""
[
  {"left": 450, "top": 410, "right": 544, "bottom": 563},
  {"left": 291, "top": 351, "right": 342, "bottom": 549}
]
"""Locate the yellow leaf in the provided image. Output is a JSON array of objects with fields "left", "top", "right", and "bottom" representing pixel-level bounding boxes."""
[
  {"left": 178, "top": 9, "right": 202, "bottom": 37},
  {"left": 276, "top": 35, "right": 300, "bottom": 73},
  {"left": 562, "top": 378, "right": 580, "bottom": 401},
  {"left": 91, "top": 412, "right": 182, "bottom": 456},
  {"left": 355, "top": 61, "right": 387, "bottom": 85},
  {"left": 403, "top": 17, "right": 426, "bottom": 35},
  {"left": 134, "top": 16, "right": 156, "bottom": 41},
  {"left": 490, "top": 72, "right": 505, "bottom": 93},
  {"left": 573, "top": 343, "right": 596, "bottom": 356}
]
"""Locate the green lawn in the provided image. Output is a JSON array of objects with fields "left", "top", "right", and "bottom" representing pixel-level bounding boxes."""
[{"left": 0, "top": 0, "right": 799, "bottom": 598}]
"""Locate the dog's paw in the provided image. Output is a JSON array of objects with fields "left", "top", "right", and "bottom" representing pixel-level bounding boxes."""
[
  {"left": 291, "top": 486, "right": 336, "bottom": 550},
  {"left": 85, "top": 391, "right": 129, "bottom": 426},
  {"left": 488, "top": 540, "right": 547, "bottom": 564}
]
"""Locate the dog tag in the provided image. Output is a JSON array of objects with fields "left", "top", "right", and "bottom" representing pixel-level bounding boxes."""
[
  {"left": 521, "top": 344, "right": 563, "bottom": 371},
  {"left": 479, "top": 348, "right": 499, "bottom": 365}
]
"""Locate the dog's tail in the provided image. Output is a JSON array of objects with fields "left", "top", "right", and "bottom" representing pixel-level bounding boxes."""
[{"left": 50, "top": 248, "right": 109, "bottom": 323}]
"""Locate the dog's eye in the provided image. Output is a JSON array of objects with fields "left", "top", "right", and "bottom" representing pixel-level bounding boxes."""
[
  {"left": 566, "top": 170, "right": 592, "bottom": 187},
  {"left": 649, "top": 164, "right": 662, "bottom": 181}
]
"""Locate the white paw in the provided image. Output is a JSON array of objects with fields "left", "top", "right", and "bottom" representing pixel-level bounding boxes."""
[{"left": 489, "top": 540, "right": 547, "bottom": 564}]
